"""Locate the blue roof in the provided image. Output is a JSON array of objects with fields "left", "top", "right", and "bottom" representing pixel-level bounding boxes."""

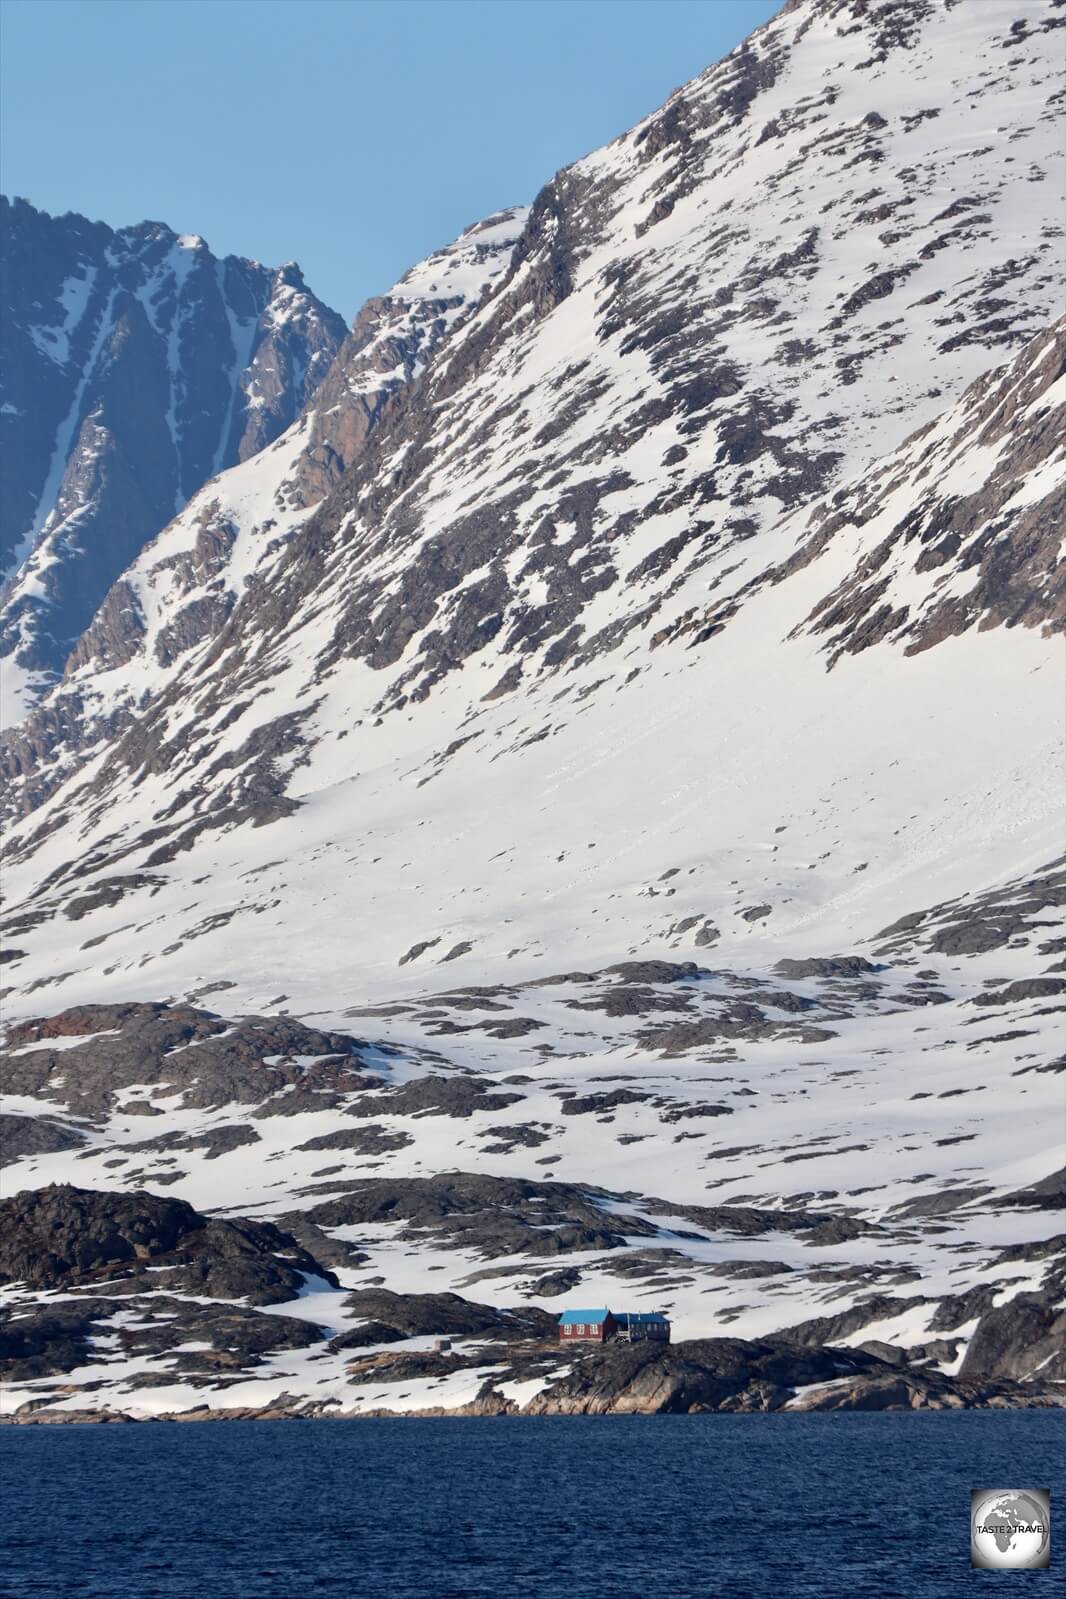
[{"left": 558, "top": 1308, "right": 670, "bottom": 1326}]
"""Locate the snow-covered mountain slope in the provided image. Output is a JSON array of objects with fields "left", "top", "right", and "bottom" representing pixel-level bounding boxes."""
[
  {"left": 0, "top": 0, "right": 1063, "bottom": 1420},
  {"left": 292, "top": 208, "right": 531, "bottom": 508},
  {"left": 0, "top": 200, "right": 346, "bottom": 718},
  {"left": 0, "top": 208, "right": 529, "bottom": 802}
]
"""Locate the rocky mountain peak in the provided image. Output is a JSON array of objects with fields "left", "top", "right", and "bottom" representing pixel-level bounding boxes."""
[{"left": 0, "top": 199, "right": 346, "bottom": 719}]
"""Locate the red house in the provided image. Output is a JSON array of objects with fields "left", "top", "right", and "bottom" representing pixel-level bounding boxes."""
[
  {"left": 558, "top": 1308, "right": 672, "bottom": 1343},
  {"left": 558, "top": 1308, "right": 616, "bottom": 1342}
]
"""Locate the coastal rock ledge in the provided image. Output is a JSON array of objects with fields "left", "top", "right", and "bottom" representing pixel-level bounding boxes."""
[
  {"left": 4, "top": 1334, "right": 1061, "bottom": 1424},
  {"left": 2, "top": 1185, "right": 1061, "bottom": 1422}
]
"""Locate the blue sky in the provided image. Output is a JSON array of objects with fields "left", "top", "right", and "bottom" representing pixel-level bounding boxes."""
[{"left": 1, "top": 0, "right": 777, "bottom": 321}]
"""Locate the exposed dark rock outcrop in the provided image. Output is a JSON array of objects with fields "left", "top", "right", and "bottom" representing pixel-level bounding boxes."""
[
  {"left": 333, "top": 1289, "right": 556, "bottom": 1348},
  {"left": 773, "top": 956, "right": 878, "bottom": 979},
  {"left": 305, "top": 1173, "right": 661, "bottom": 1258},
  {"left": 521, "top": 1337, "right": 880, "bottom": 1415},
  {"left": 0, "top": 1184, "right": 337, "bottom": 1304},
  {"left": 344, "top": 1076, "right": 524, "bottom": 1120},
  {"left": 0, "top": 1294, "right": 321, "bottom": 1383},
  {"left": 874, "top": 859, "right": 1066, "bottom": 959},
  {"left": 959, "top": 1293, "right": 1066, "bottom": 1383},
  {"left": 0, "top": 1113, "right": 87, "bottom": 1158},
  {"left": 0, "top": 1002, "right": 377, "bottom": 1118},
  {"left": 772, "top": 1295, "right": 928, "bottom": 1348}
]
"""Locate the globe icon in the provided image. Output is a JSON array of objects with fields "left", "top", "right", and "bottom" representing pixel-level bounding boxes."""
[{"left": 971, "top": 1490, "right": 1051, "bottom": 1569}]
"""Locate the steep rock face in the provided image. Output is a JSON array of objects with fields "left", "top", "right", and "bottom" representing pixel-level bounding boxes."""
[
  {"left": 0, "top": 207, "right": 528, "bottom": 809},
  {"left": 292, "top": 209, "right": 530, "bottom": 508},
  {"left": 959, "top": 1293, "right": 1066, "bottom": 1383},
  {"left": 2, "top": 0, "right": 1061, "bottom": 838},
  {"left": 0, "top": 199, "right": 346, "bottom": 712},
  {"left": 251, "top": 0, "right": 1062, "bottom": 712}
]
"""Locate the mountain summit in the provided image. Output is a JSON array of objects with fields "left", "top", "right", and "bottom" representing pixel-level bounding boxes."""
[{"left": 0, "top": 199, "right": 346, "bottom": 715}]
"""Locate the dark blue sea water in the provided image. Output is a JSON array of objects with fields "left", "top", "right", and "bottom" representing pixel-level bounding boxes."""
[{"left": 1, "top": 1411, "right": 1061, "bottom": 1597}]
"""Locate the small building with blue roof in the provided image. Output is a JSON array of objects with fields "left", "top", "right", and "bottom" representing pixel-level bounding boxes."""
[{"left": 558, "top": 1308, "right": 670, "bottom": 1344}]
